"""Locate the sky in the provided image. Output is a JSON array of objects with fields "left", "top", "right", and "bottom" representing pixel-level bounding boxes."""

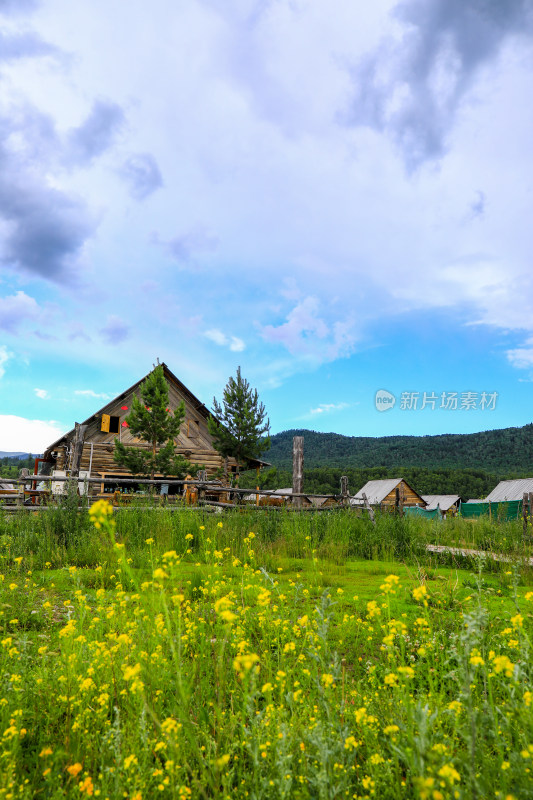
[{"left": 1, "top": 0, "right": 533, "bottom": 452}]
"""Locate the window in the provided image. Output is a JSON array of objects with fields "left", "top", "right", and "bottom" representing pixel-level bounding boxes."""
[{"left": 101, "top": 414, "right": 120, "bottom": 434}]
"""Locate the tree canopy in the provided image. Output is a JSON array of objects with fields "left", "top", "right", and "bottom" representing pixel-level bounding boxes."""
[
  {"left": 114, "top": 366, "right": 197, "bottom": 481},
  {"left": 208, "top": 367, "right": 270, "bottom": 479}
]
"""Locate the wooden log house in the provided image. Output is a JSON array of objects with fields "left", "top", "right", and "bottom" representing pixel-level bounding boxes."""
[
  {"left": 350, "top": 478, "right": 426, "bottom": 511},
  {"left": 42, "top": 363, "right": 265, "bottom": 498}
]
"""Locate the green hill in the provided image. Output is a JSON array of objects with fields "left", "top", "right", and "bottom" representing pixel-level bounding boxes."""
[
  {"left": 267, "top": 425, "right": 533, "bottom": 473},
  {"left": 238, "top": 424, "right": 533, "bottom": 500}
]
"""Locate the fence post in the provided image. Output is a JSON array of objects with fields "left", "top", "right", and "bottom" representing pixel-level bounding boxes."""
[
  {"left": 292, "top": 436, "right": 304, "bottom": 510},
  {"left": 198, "top": 470, "right": 207, "bottom": 505},
  {"left": 340, "top": 476, "right": 349, "bottom": 507},
  {"left": 71, "top": 422, "right": 87, "bottom": 478},
  {"left": 362, "top": 492, "right": 375, "bottom": 525}
]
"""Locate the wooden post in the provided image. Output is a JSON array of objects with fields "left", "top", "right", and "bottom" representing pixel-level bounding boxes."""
[
  {"left": 197, "top": 470, "right": 207, "bottom": 506},
  {"left": 399, "top": 486, "right": 404, "bottom": 517},
  {"left": 361, "top": 492, "right": 375, "bottom": 525},
  {"left": 256, "top": 465, "right": 260, "bottom": 507},
  {"left": 70, "top": 423, "right": 87, "bottom": 477},
  {"left": 292, "top": 436, "right": 304, "bottom": 510},
  {"left": 395, "top": 487, "right": 400, "bottom": 514},
  {"left": 340, "top": 476, "right": 349, "bottom": 507},
  {"left": 529, "top": 493, "right": 533, "bottom": 529}
]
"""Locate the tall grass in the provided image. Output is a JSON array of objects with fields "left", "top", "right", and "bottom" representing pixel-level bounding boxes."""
[
  {"left": 0, "top": 505, "right": 430, "bottom": 572},
  {"left": 0, "top": 504, "right": 532, "bottom": 798}
]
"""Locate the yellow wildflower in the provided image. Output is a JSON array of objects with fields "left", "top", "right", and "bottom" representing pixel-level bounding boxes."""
[
  {"left": 412, "top": 584, "right": 428, "bottom": 602},
  {"left": 79, "top": 776, "right": 94, "bottom": 795}
]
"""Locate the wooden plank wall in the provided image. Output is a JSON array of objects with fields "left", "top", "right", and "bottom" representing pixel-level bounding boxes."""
[
  {"left": 54, "top": 374, "right": 232, "bottom": 476},
  {"left": 382, "top": 481, "right": 423, "bottom": 507},
  {"left": 75, "top": 442, "right": 232, "bottom": 476}
]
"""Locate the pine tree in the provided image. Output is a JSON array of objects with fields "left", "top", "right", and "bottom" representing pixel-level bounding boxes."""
[
  {"left": 208, "top": 367, "right": 270, "bottom": 484},
  {"left": 114, "top": 366, "right": 197, "bottom": 482}
]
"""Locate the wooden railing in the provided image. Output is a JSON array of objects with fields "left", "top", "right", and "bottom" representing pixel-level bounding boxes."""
[{"left": 0, "top": 474, "right": 352, "bottom": 512}]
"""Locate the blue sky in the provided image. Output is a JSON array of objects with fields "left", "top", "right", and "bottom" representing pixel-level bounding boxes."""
[{"left": 1, "top": 0, "right": 533, "bottom": 452}]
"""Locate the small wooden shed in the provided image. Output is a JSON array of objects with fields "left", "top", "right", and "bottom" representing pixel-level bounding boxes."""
[
  {"left": 43, "top": 363, "right": 265, "bottom": 497},
  {"left": 351, "top": 478, "right": 425, "bottom": 510},
  {"left": 421, "top": 495, "right": 461, "bottom": 518}
]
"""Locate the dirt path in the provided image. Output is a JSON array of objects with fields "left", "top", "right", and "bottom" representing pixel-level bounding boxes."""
[{"left": 426, "top": 543, "right": 533, "bottom": 566}]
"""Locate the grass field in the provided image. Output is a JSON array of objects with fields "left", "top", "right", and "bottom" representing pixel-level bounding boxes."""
[{"left": 0, "top": 502, "right": 532, "bottom": 799}]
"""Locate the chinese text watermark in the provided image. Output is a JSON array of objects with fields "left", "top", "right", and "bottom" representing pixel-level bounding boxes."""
[{"left": 375, "top": 390, "right": 498, "bottom": 412}]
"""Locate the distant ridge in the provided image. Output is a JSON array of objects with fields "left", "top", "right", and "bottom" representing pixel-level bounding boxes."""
[
  {"left": 267, "top": 424, "right": 533, "bottom": 474},
  {"left": 0, "top": 451, "right": 32, "bottom": 459}
]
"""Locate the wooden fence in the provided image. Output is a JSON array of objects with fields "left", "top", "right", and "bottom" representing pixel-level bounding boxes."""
[{"left": 0, "top": 474, "right": 353, "bottom": 513}]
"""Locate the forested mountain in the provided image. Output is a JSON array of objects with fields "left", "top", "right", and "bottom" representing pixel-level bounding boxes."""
[
  {"left": 0, "top": 454, "right": 37, "bottom": 479},
  {"left": 238, "top": 424, "right": 533, "bottom": 500},
  {"left": 267, "top": 425, "right": 533, "bottom": 473},
  {"left": 239, "top": 465, "right": 500, "bottom": 501}
]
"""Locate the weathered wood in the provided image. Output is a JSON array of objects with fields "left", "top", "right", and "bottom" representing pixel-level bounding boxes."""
[
  {"left": 198, "top": 499, "right": 236, "bottom": 509},
  {"left": 340, "top": 476, "right": 349, "bottom": 507},
  {"left": 292, "top": 436, "right": 304, "bottom": 510},
  {"left": 71, "top": 423, "right": 88, "bottom": 477},
  {"left": 197, "top": 469, "right": 207, "bottom": 505},
  {"left": 361, "top": 492, "right": 375, "bottom": 525}
]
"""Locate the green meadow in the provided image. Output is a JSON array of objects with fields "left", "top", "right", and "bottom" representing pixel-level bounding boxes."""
[{"left": 0, "top": 503, "right": 532, "bottom": 799}]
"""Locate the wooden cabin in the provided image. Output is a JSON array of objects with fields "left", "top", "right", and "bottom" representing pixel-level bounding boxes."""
[
  {"left": 421, "top": 495, "right": 461, "bottom": 518},
  {"left": 351, "top": 478, "right": 425, "bottom": 510},
  {"left": 43, "top": 363, "right": 265, "bottom": 498}
]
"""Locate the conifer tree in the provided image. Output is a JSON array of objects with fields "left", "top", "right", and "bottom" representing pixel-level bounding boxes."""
[
  {"left": 114, "top": 365, "right": 197, "bottom": 482},
  {"left": 208, "top": 367, "right": 270, "bottom": 484}
]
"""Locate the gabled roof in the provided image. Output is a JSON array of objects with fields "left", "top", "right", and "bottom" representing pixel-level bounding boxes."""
[
  {"left": 351, "top": 478, "right": 407, "bottom": 506},
  {"left": 484, "top": 478, "right": 533, "bottom": 502},
  {"left": 44, "top": 363, "right": 269, "bottom": 467},
  {"left": 421, "top": 495, "right": 461, "bottom": 512},
  {"left": 45, "top": 363, "right": 210, "bottom": 453},
  {"left": 356, "top": 478, "right": 403, "bottom": 504}
]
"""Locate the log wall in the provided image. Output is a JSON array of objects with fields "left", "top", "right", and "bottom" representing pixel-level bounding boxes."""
[{"left": 382, "top": 480, "right": 425, "bottom": 507}]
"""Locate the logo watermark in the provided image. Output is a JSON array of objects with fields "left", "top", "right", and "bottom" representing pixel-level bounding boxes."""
[
  {"left": 375, "top": 389, "right": 396, "bottom": 412},
  {"left": 375, "top": 390, "right": 498, "bottom": 412}
]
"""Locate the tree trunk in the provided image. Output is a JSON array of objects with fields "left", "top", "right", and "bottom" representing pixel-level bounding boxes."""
[{"left": 151, "top": 437, "right": 157, "bottom": 484}]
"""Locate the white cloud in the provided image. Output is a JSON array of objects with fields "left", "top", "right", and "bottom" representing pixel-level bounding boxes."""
[
  {"left": 205, "top": 329, "right": 246, "bottom": 352},
  {"left": 0, "top": 346, "right": 11, "bottom": 379},
  {"left": 34, "top": 388, "right": 49, "bottom": 399},
  {"left": 506, "top": 339, "right": 533, "bottom": 370},
  {"left": 230, "top": 336, "right": 245, "bottom": 352},
  {"left": 0, "top": 415, "right": 66, "bottom": 453},
  {"left": 0, "top": 291, "right": 40, "bottom": 332},
  {"left": 309, "top": 402, "right": 350, "bottom": 415},
  {"left": 1, "top": 0, "right": 533, "bottom": 395},
  {"left": 261, "top": 297, "right": 357, "bottom": 363},
  {"left": 74, "top": 389, "right": 112, "bottom": 400},
  {"left": 205, "top": 328, "right": 228, "bottom": 346}
]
